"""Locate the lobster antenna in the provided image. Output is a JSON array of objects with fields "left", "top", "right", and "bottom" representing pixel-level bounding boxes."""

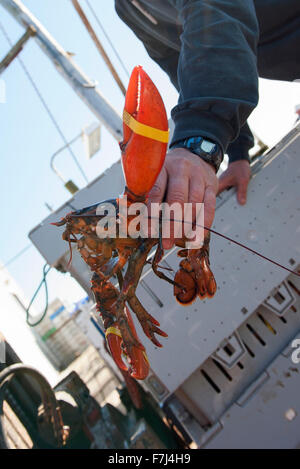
[
  {"left": 153, "top": 215, "right": 300, "bottom": 279},
  {"left": 67, "top": 238, "right": 73, "bottom": 268},
  {"left": 55, "top": 212, "right": 299, "bottom": 278}
]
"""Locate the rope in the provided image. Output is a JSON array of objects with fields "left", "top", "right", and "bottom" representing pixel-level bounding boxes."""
[{"left": 26, "top": 264, "right": 52, "bottom": 327}]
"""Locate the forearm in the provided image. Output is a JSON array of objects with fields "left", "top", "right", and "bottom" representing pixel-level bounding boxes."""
[{"left": 170, "top": 0, "right": 259, "bottom": 153}]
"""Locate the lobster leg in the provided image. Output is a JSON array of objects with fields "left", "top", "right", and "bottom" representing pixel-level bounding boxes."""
[
  {"left": 128, "top": 295, "right": 167, "bottom": 348},
  {"left": 115, "top": 239, "right": 167, "bottom": 350},
  {"left": 91, "top": 272, "right": 118, "bottom": 330},
  {"left": 116, "top": 268, "right": 166, "bottom": 347},
  {"left": 100, "top": 246, "right": 132, "bottom": 279},
  {"left": 152, "top": 243, "right": 184, "bottom": 290},
  {"left": 151, "top": 213, "right": 184, "bottom": 290},
  {"left": 121, "top": 240, "right": 155, "bottom": 296}
]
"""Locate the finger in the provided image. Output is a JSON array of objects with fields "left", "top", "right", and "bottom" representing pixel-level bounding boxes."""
[
  {"left": 185, "top": 174, "right": 205, "bottom": 243},
  {"left": 147, "top": 168, "right": 167, "bottom": 238},
  {"left": 163, "top": 174, "right": 189, "bottom": 249},
  {"left": 189, "top": 173, "right": 205, "bottom": 212},
  {"left": 203, "top": 185, "right": 216, "bottom": 236},
  {"left": 148, "top": 167, "right": 167, "bottom": 204},
  {"left": 217, "top": 172, "right": 234, "bottom": 195},
  {"left": 236, "top": 177, "right": 249, "bottom": 205}
]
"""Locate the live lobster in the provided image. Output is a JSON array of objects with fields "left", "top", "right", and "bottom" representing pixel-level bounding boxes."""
[{"left": 52, "top": 66, "right": 217, "bottom": 380}]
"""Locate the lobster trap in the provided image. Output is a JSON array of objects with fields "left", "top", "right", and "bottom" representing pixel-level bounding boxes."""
[{"left": 29, "top": 123, "right": 300, "bottom": 448}]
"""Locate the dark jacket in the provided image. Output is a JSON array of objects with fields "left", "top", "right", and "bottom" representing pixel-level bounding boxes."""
[{"left": 115, "top": 0, "right": 300, "bottom": 162}]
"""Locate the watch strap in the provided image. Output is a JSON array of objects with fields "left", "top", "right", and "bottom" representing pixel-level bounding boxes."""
[{"left": 171, "top": 136, "right": 223, "bottom": 172}]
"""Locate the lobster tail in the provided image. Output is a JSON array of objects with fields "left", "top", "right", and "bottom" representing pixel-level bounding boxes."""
[{"left": 120, "top": 66, "right": 169, "bottom": 200}]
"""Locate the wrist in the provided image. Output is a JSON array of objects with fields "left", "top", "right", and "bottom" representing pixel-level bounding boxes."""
[
  {"left": 197, "top": 153, "right": 217, "bottom": 174},
  {"left": 171, "top": 136, "right": 223, "bottom": 172}
]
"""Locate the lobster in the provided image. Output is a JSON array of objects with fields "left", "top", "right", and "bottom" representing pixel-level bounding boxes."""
[{"left": 52, "top": 66, "right": 217, "bottom": 380}]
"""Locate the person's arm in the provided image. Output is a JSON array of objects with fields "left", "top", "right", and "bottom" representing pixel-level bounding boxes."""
[
  {"left": 151, "top": 1, "right": 259, "bottom": 247},
  {"left": 116, "top": 0, "right": 259, "bottom": 248},
  {"left": 115, "top": 0, "right": 180, "bottom": 90},
  {"left": 170, "top": 0, "right": 259, "bottom": 151}
]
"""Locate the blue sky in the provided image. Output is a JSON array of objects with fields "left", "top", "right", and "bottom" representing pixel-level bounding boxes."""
[{"left": 0, "top": 0, "right": 299, "bottom": 316}]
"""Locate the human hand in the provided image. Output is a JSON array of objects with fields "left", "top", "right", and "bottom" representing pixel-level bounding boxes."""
[
  {"left": 147, "top": 148, "right": 218, "bottom": 249},
  {"left": 218, "top": 160, "right": 251, "bottom": 205}
]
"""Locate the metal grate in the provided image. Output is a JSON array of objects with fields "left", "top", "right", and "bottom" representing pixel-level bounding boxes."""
[{"left": 177, "top": 268, "right": 300, "bottom": 426}]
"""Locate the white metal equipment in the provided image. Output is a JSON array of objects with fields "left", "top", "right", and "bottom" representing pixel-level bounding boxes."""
[{"left": 29, "top": 124, "right": 300, "bottom": 448}]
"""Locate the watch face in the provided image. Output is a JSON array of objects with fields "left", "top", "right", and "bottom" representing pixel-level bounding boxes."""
[
  {"left": 201, "top": 140, "right": 216, "bottom": 154},
  {"left": 172, "top": 136, "right": 222, "bottom": 172}
]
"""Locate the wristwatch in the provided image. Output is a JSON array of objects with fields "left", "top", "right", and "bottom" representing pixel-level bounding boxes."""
[{"left": 171, "top": 136, "right": 223, "bottom": 172}]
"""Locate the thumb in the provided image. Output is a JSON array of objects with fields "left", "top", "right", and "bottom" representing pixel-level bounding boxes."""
[
  {"left": 236, "top": 178, "right": 249, "bottom": 205},
  {"left": 217, "top": 172, "right": 234, "bottom": 195}
]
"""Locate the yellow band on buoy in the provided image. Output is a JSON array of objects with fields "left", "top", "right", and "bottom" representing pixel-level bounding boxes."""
[
  {"left": 105, "top": 326, "right": 122, "bottom": 339},
  {"left": 123, "top": 109, "right": 169, "bottom": 144}
]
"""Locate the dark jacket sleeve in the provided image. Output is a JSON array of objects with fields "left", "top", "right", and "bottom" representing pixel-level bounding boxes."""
[
  {"left": 227, "top": 122, "right": 254, "bottom": 163},
  {"left": 136, "top": 37, "right": 180, "bottom": 91},
  {"left": 170, "top": 0, "right": 259, "bottom": 153},
  {"left": 115, "top": 0, "right": 180, "bottom": 90}
]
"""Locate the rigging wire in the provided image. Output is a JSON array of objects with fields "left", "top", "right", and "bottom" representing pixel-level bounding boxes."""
[
  {"left": 84, "top": 0, "right": 130, "bottom": 78},
  {"left": 0, "top": 20, "right": 89, "bottom": 185},
  {"left": 72, "top": 0, "right": 126, "bottom": 95},
  {"left": 0, "top": 244, "right": 32, "bottom": 270}
]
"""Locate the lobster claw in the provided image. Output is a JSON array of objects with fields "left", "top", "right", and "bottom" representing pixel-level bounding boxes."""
[
  {"left": 105, "top": 325, "right": 128, "bottom": 372},
  {"left": 174, "top": 266, "right": 197, "bottom": 305},
  {"left": 120, "top": 66, "right": 169, "bottom": 200},
  {"left": 124, "top": 306, "right": 150, "bottom": 380},
  {"left": 197, "top": 255, "right": 217, "bottom": 299},
  {"left": 106, "top": 307, "right": 150, "bottom": 380},
  {"left": 174, "top": 238, "right": 217, "bottom": 304}
]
